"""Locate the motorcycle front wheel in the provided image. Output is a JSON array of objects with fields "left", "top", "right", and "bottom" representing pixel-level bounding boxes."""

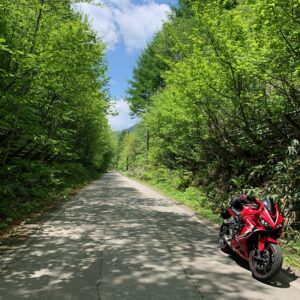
[{"left": 249, "top": 243, "right": 283, "bottom": 281}]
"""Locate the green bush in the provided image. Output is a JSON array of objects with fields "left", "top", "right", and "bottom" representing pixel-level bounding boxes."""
[{"left": 0, "top": 160, "right": 99, "bottom": 229}]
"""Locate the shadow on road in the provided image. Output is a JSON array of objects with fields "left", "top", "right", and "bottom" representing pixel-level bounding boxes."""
[{"left": 0, "top": 172, "right": 298, "bottom": 300}]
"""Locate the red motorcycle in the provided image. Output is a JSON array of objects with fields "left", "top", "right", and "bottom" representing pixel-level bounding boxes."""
[{"left": 219, "top": 195, "right": 284, "bottom": 281}]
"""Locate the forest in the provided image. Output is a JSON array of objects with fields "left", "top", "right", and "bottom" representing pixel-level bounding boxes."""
[
  {"left": 117, "top": 0, "right": 300, "bottom": 264},
  {"left": 0, "top": 0, "right": 114, "bottom": 230},
  {"left": 0, "top": 0, "right": 299, "bottom": 267}
]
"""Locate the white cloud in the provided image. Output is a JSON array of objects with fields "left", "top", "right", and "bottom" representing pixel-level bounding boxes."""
[
  {"left": 75, "top": 1, "right": 171, "bottom": 52},
  {"left": 74, "top": 3, "right": 119, "bottom": 49},
  {"left": 108, "top": 99, "right": 140, "bottom": 131},
  {"left": 115, "top": 2, "right": 171, "bottom": 52}
]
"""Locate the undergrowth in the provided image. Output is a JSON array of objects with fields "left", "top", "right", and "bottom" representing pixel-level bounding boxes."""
[{"left": 0, "top": 160, "right": 101, "bottom": 235}]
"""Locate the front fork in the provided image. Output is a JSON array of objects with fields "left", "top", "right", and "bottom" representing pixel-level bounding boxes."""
[{"left": 257, "top": 234, "right": 278, "bottom": 252}]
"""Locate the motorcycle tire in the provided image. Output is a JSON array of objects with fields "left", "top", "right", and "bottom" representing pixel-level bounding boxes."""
[
  {"left": 219, "top": 223, "right": 232, "bottom": 254},
  {"left": 249, "top": 243, "right": 283, "bottom": 281}
]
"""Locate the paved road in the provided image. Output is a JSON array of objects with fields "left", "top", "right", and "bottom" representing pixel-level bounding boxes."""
[{"left": 0, "top": 172, "right": 300, "bottom": 300}]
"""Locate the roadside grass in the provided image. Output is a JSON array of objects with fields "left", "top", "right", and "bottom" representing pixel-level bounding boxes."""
[
  {"left": 281, "top": 238, "right": 300, "bottom": 270},
  {"left": 125, "top": 172, "right": 300, "bottom": 271},
  {"left": 0, "top": 185, "right": 81, "bottom": 239},
  {"left": 144, "top": 179, "right": 222, "bottom": 225},
  {"left": 0, "top": 163, "right": 102, "bottom": 238}
]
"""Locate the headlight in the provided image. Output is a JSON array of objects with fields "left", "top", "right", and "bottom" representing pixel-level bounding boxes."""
[{"left": 260, "top": 216, "right": 272, "bottom": 230}]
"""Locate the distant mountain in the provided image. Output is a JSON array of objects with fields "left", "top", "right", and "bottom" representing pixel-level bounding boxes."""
[{"left": 114, "top": 123, "right": 139, "bottom": 134}]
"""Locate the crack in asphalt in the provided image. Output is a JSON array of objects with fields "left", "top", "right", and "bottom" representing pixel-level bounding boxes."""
[
  {"left": 96, "top": 249, "right": 105, "bottom": 300},
  {"left": 94, "top": 187, "right": 109, "bottom": 300}
]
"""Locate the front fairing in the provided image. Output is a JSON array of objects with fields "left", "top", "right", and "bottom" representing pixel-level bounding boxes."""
[
  {"left": 259, "top": 203, "right": 284, "bottom": 231},
  {"left": 230, "top": 200, "right": 284, "bottom": 260}
]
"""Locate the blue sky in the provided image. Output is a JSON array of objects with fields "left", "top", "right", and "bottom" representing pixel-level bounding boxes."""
[{"left": 75, "top": 0, "right": 178, "bottom": 131}]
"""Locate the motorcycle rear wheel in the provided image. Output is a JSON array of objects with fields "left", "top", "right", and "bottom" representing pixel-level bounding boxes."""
[
  {"left": 249, "top": 243, "right": 283, "bottom": 281},
  {"left": 219, "top": 223, "right": 232, "bottom": 254}
]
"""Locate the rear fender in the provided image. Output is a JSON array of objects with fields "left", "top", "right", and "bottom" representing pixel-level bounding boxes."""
[{"left": 258, "top": 236, "right": 278, "bottom": 252}]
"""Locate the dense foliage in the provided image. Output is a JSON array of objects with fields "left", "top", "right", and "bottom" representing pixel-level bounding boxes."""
[
  {"left": 0, "top": 0, "right": 114, "bottom": 230},
  {"left": 119, "top": 0, "right": 300, "bottom": 226}
]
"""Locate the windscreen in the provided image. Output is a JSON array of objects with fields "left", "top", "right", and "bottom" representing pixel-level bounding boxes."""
[{"left": 262, "top": 197, "right": 276, "bottom": 216}]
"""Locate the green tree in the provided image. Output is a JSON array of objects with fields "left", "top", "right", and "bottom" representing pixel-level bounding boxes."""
[
  {"left": 123, "top": 0, "right": 300, "bottom": 208},
  {"left": 0, "top": 0, "right": 114, "bottom": 228}
]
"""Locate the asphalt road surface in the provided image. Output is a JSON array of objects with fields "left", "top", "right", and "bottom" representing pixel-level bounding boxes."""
[{"left": 0, "top": 172, "right": 300, "bottom": 300}]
